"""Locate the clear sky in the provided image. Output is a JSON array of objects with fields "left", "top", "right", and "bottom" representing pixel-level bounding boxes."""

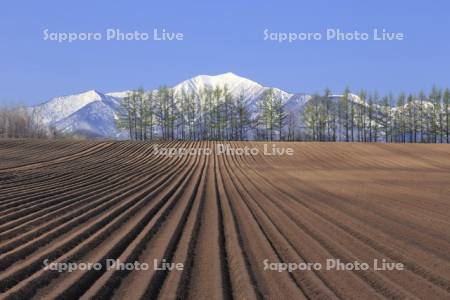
[{"left": 1, "top": 0, "right": 449, "bottom": 105}]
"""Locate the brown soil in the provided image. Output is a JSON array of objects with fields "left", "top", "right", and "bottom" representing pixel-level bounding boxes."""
[{"left": 0, "top": 140, "right": 449, "bottom": 299}]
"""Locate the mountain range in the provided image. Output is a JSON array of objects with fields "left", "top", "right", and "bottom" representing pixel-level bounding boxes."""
[{"left": 30, "top": 72, "right": 312, "bottom": 138}]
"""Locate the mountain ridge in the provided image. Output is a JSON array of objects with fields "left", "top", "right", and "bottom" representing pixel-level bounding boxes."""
[
  {"left": 31, "top": 72, "right": 304, "bottom": 138},
  {"left": 30, "top": 72, "right": 424, "bottom": 139}
]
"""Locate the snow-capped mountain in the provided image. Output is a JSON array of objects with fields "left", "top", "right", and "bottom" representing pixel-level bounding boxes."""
[
  {"left": 30, "top": 72, "right": 304, "bottom": 138},
  {"left": 172, "top": 72, "right": 294, "bottom": 110},
  {"left": 173, "top": 72, "right": 267, "bottom": 97},
  {"left": 31, "top": 90, "right": 123, "bottom": 138},
  {"left": 33, "top": 90, "right": 105, "bottom": 125},
  {"left": 51, "top": 100, "right": 120, "bottom": 138},
  {"left": 30, "top": 72, "right": 368, "bottom": 139}
]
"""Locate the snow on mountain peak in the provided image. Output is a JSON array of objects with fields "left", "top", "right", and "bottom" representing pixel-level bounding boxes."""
[
  {"left": 32, "top": 89, "right": 109, "bottom": 125},
  {"left": 173, "top": 72, "right": 264, "bottom": 97},
  {"left": 30, "top": 73, "right": 301, "bottom": 138},
  {"left": 106, "top": 90, "right": 133, "bottom": 98},
  {"left": 191, "top": 72, "right": 260, "bottom": 85}
]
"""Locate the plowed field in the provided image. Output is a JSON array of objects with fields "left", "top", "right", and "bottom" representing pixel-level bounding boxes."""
[{"left": 1, "top": 140, "right": 450, "bottom": 299}]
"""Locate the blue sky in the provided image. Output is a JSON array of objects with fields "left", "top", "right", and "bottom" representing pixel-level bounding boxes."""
[{"left": 1, "top": 0, "right": 449, "bottom": 105}]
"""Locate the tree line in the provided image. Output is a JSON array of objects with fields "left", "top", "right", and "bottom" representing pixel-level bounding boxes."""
[
  {"left": 118, "top": 85, "right": 450, "bottom": 143},
  {"left": 117, "top": 86, "right": 254, "bottom": 141},
  {"left": 1, "top": 85, "right": 448, "bottom": 143},
  {"left": 303, "top": 86, "right": 450, "bottom": 143},
  {"left": 0, "top": 106, "right": 52, "bottom": 139}
]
